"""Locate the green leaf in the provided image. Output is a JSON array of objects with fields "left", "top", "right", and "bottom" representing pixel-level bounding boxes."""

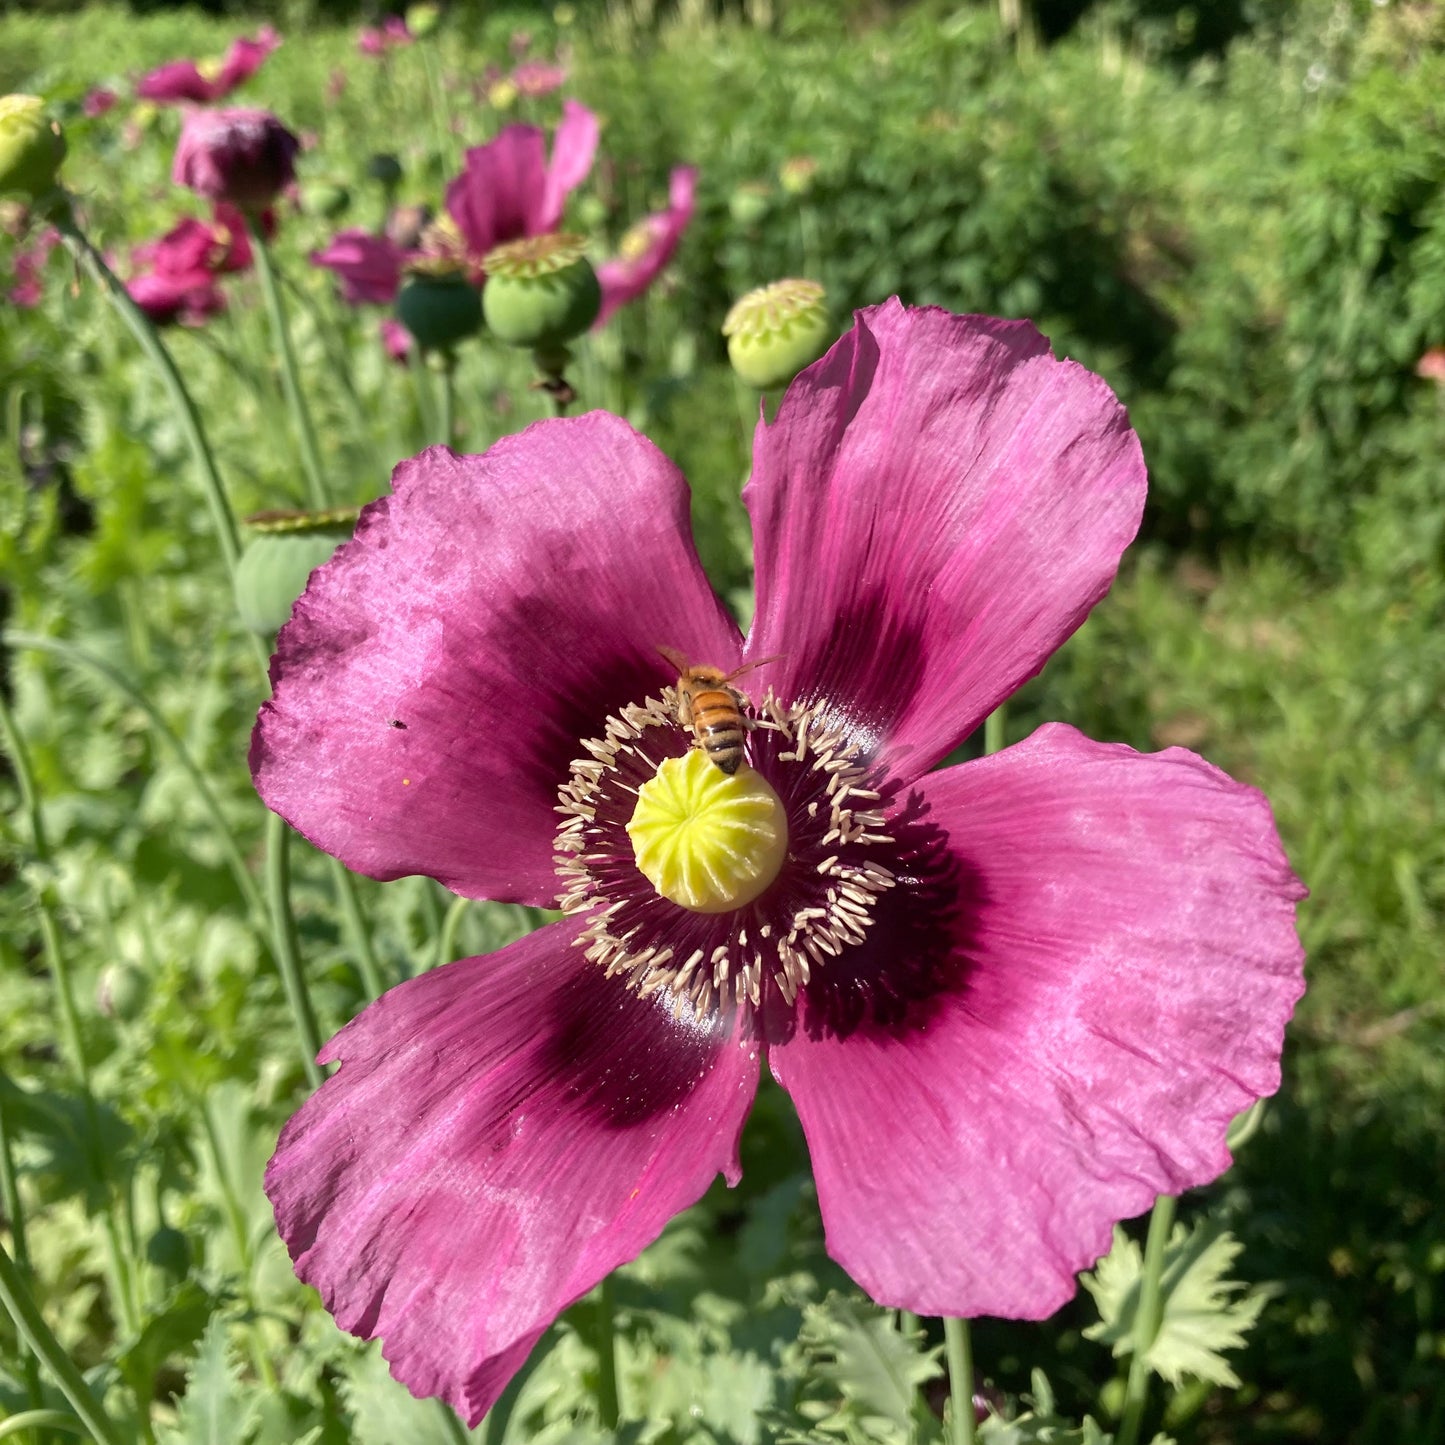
[
  {"left": 158, "top": 1314, "right": 258, "bottom": 1445},
  {"left": 116, "top": 1281, "right": 220, "bottom": 1405},
  {"left": 339, "top": 1343, "right": 482, "bottom": 1445},
  {"left": 1081, "top": 1221, "right": 1269, "bottom": 1389}
]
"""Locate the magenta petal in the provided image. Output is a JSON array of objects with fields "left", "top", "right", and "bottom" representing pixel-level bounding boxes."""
[
  {"left": 594, "top": 166, "right": 697, "bottom": 328},
  {"left": 217, "top": 27, "right": 281, "bottom": 92},
  {"left": 538, "top": 100, "right": 600, "bottom": 233},
  {"left": 445, "top": 124, "right": 550, "bottom": 256},
  {"left": 136, "top": 61, "right": 215, "bottom": 104},
  {"left": 251, "top": 416, "right": 741, "bottom": 903},
  {"left": 743, "top": 302, "right": 1146, "bottom": 782},
  {"left": 310, "top": 229, "right": 404, "bottom": 305},
  {"left": 267, "top": 920, "right": 759, "bottom": 1424},
  {"left": 769, "top": 724, "right": 1304, "bottom": 1318}
]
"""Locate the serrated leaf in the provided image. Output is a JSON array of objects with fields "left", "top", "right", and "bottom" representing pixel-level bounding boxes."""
[
  {"left": 339, "top": 1342, "right": 482, "bottom": 1445},
  {"left": 1081, "top": 1221, "right": 1268, "bottom": 1389},
  {"left": 158, "top": 1314, "right": 258, "bottom": 1445}
]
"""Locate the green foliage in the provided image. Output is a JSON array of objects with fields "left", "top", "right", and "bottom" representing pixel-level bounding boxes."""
[{"left": 1082, "top": 1222, "right": 1267, "bottom": 1390}]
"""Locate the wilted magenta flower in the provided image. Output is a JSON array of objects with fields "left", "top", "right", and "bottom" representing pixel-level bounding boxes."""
[
  {"left": 510, "top": 62, "right": 567, "bottom": 98},
  {"left": 8, "top": 225, "right": 58, "bottom": 307},
  {"left": 595, "top": 165, "right": 696, "bottom": 327},
  {"left": 82, "top": 88, "right": 118, "bottom": 119},
  {"left": 255, "top": 301, "right": 1304, "bottom": 1423},
  {"left": 173, "top": 107, "right": 299, "bottom": 212},
  {"left": 311, "top": 228, "right": 407, "bottom": 306},
  {"left": 359, "top": 15, "right": 413, "bottom": 55},
  {"left": 444, "top": 100, "right": 598, "bottom": 268},
  {"left": 137, "top": 26, "right": 280, "bottom": 105}
]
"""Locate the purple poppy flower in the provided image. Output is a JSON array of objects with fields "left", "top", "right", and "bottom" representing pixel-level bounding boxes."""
[
  {"left": 380, "top": 316, "right": 414, "bottom": 364},
  {"left": 358, "top": 16, "right": 412, "bottom": 56},
  {"left": 8, "top": 226, "right": 58, "bottom": 308},
  {"left": 82, "top": 87, "right": 118, "bottom": 119},
  {"left": 254, "top": 301, "right": 1304, "bottom": 1424},
  {"left": 443, "top": 99, "right": 598, "bottom": 267},
  {"left": 134, "top": 204, "right": 253, "bottom": 278},
  {"left": 137, "top": 26, "right": 280, "bottom": 105},
  {"left": 173, "top": 107, "right": 299, "bottom": 213},
  {"left": 127, "top": 267, "right": 226, "bottom": 325},
  {"left": 311, "top": 228, "right": 407, "bottom": 306},
  {"left": 595, "top": 165, "right": 696, "bottom": 327},
  {"left": 510, "top": 61, "right": 567, "bottom": 98}
]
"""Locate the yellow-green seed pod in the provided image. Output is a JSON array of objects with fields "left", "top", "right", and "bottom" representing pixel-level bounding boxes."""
[
  {"left": 482, "top": 233, "right": 601, "bottom": 349},
  {"left": 234, "top": 509, "right": 359, "bottom": 637},
  {"left": 406, "top": 2, "right": 441, "bottom": 37},
  {"left": 0, "top": 95, "right": 65, "bottom": 199},
  {"left": 724, "top": 279, "right": 833, "bottom": 391}
]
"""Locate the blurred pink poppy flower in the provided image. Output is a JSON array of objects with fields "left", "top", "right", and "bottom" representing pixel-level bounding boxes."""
[
  {"left": 173, "top": 107, "right": 299, "bottom": 212},
  {"left": 137, "top": 26, "right": 280, "bottom": 105},
  {"left": 1415, "top": 347, "right": 1445, "bottom": 384},
  {"left": 8, "top": 226, "right": 59, "bottom": 308},
  {"left": 83, "top": 88, "right": 118, "bottom": 119},
  {"left": 380, "top": 316, "right": 414, "bottom": 363},
  {"left": 358, "top": 16, "right": 413, "bottom": 55},
  {"left": 595, "top": 165, "right": 696, "bottom": 326},
  {"left": 255, "top": 301, "right": 1305, "bottom": 1424},
  {"left": 127, "top": 267, "right": 226, "bottom": 325},
  {"left": 444, "top": 99, "right": 598, "bottom": 269},
  {"left": 510, "top": 62, "right": 567, "bottom": 98},
  {"left": 311, "top": 228, "right": 407, "bottom": 306},
  {"left": 134, "top": 204, "right": 253, "bottom": 278}
]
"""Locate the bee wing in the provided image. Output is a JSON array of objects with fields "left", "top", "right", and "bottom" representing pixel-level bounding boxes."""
[
  {"left": 721, "top": 653, "right": 784, "bottom": 685},
  {"left": 656, "top": 644, "right": 690, "bottom": 675}
]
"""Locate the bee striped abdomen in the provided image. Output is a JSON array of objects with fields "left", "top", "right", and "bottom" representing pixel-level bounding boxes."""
[{"left": 692, "top": 688, "right": 747, "bottom": 775}]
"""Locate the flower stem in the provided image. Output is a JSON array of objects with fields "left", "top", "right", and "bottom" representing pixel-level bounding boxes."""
[
  {"left": 943, "top": 1315, "right": 976, "bottom": 1445},
  {"left": 1115, "top": 1193, "right": 1176, "bottom": 1445},
  {"left": 264, "top": 811, "right": 325, "bottom": 1089},
  {"left": 0, "top": 1244, "right": 128, "bottom": 1445},
  {"left": 596, "top": 1273, "right": 620, "bottom": 1429},
  {"left": 53, "top": 208, "right": 242, "bottom": 578},
  {"left": 435, "top": 896, "right": 470, "bottom": 971},
  {"left": 984, "top": 703, "right": 1006, "bottom": 757},
  {"left": 0, "top": 1411, "right": 90, "bottom": 1440},
  {"left": 247, "top": 217, "right": 330, "bottom": 512},
  {"left": 328, "top": 857, "right": 387, "bottom": 1001},
  {"left": 0, "top": 1080, "right": 47, "bottom": 1423},
  {"left": 437, "top": 353, "right": 456, "bottom": 447}
]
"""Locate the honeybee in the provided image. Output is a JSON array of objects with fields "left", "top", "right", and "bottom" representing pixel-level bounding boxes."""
[{"left": 657, "top": 646, "right": 778, "bottom": 776}]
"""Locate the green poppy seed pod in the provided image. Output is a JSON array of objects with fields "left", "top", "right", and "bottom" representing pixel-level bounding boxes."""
[
  {"left": 234, "top": 509, "right": 358, "bottom": 637},
  {"left": 397, "top": 273, "right": 483, "bottom": 353},
  {"left": 406, "top": 2, "right": 441, "bottom": 37},
  {"left": 97, "top": 961, "right": 148, "bottom": 1022},
  {"left": 728, "top": 181, "right": 772, "bottom": 227},
  {"left": 367, "top": 152, "right": 403, "bottom": 188},
  {"left": 145, "top": 1225, "right": 191, "bottom": 1280},
  {"left": 482, "top": 233, "right": 601, "bottom": 349},
  {"left": 724, "top": 279, "right": 833, "bottom": 390},
  {"left": 0, "top": 95, "right": 65, "bottom": 199}
]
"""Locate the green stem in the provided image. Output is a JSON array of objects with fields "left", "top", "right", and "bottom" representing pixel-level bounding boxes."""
[
  {"left": 434, "top": 1402, "right": 470, "bottom": 1445},
  {"left": 6, "top": 633, "right": 268, "bottom": 932},
  {"left": 247, "top": 217, "right": 329, "bottom": 511},
  {"left": 435, "top": 896, "right": 470, "bottom": 971},
  {"left": 0, "top": 1244, "right": 128, "bottom": 1445},
  {"left": 0, "top": 1411, "right": 89, "bottom": 1440},
  {"left": 437, "top": 354, "right": 456, "bottom": 448},
  {"left": 54, "top": 209, "right": 242, "bottom": 577},
  {"left": 0, "top": 1083, "right": 47, "bottom": 1426},
  {"left": 596, "top": 1274, "right": 620, "bottom": 1430},
  {"left": 983, "top": 703, "right": 1006, "bottom": 757},
  {"left": 413, "top": 359, "right": 440, "bottom": 450},
  {"left": 1115, "top": 1193, "right": 1176, "bottom": 1445},
  {"left": 264, "top": 812, "right": 325, "bottom": 1089},
  {"left": 329, "top": 858, "right": 387, "bottom": 1001},
  {"left": 943, "top": 1316, "right": 976, "bottom": 1445}
]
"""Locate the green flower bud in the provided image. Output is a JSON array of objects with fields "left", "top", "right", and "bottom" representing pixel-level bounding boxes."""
[
  {"left": 406, "top": 2, "right": 441, "bottom": 37},
  {"left": 234, "top": 509, "right": 358, "bottom": 637},
  {"left": 0, "top": 95, "right": 65, "bottom": 199},
  {"left": 305, "top": 179, "right": 351, "bottom": 219},
  {"left": 397, "top": 273, "right": 483, "bottom": 353},
  {"left": 728, "top": 181, "right": 772, "bottom": 228},
  {"left": 779, "top": 156, "right": 818, "bottom": 197},
  {"left": 366, "top": 152, "right": 403, "bottom": 188},
  {"left": 723, "top": 279, "right": 833, "bottom": 390},
  {"left": 145, "top": 1225, "right": 191, "bottom": 1280},
  {"left": 482, "top": 233, "right": 600, "bottom": 349},
  {"left": 97, "top": 961, "right": 148, "bottom": 1022}
]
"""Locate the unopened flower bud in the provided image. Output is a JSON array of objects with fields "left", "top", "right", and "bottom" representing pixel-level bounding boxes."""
[
  {"left": 97, "top": 961, "right": 148, "bottom": 1021},
  {"left": 367, "top": 152, "right": 403, "bottom": 188},
  {"left": 397, "top": 273, "right": 483, "bottom": 353},
  {"left": 305, "top": 179, "right": 351, "bottom": 219},
  {"left": 779, "top": 156, "right": 818, "bottom": 197},
  {"left": 482, "top": 233, "right": 600, "bottom": 349},
  {"left": 234, "top": 509, "right": 358, "bottom": 636},
  {"left": 173, "top": 108, "right": 298, "bottom": 212},
  {"left": 0, "top": 95, "right": 65, "bottom": 199},
  {"left": 406, "top": 3, "right": 441, "bottom": 38},
  {"left": 145, "top": 1225, "right": 191, "bottom": 1279},
  {"left": 724, "top": 279, "right": 832, "bottom": 390},
  {"left": 728, "top": 181, "right": 772, "bottom": 227}
]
